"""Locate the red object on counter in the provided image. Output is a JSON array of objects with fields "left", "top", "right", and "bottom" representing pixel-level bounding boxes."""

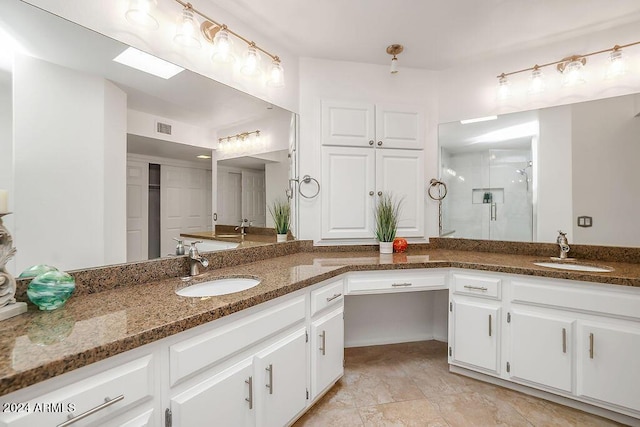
[{"left": 393, "top": 238, "right": 408, "bottom": 253}]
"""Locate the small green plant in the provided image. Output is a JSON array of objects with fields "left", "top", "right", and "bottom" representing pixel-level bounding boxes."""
[
  {"left": 269, "top": 198, "right": 291, "bottom": 234},
  {"left": 374, "top": 192, "right": 402, "bottom": 242}
]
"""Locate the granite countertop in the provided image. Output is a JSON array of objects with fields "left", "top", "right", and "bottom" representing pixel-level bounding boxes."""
[{"left": 2, "top": 246, "right": 640, "bottom": 395}]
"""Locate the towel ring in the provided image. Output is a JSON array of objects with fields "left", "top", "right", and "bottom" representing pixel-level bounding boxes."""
[
  {"left": 299, "top": 175, "right": 320, "bottom": 199},
  {"left": 427, "top": 179, "right": 447, "bottom": 201}
]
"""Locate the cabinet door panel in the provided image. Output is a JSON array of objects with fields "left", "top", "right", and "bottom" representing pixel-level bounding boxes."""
[
  {"left": 510, "top": 310, "right": 573, "bottom": 392},
  {"left": 254, "top": 328, "right": 308, "bottom": 427},
  {"left": 375, "top": 104, "right": 424, "bottom": 150},
  {"left": 171, "top": 359, "right": 254, "bottom": 427},
  {"left": 452, "top": 300, "right": 500, "bottom": 374},
  {"left": 321, "top": 146, "right": 375, "bottom": 239},
  {"left": 376, "top": 149, "right": 424, "bottom": 237},
  {"left": 578, "top": 323, "right": 640, "bottom": 411},
  {"left": 311, "top": 307, "right": 344, "bottom": 399},
  {"left": 322, "top": 101, "right": 374, "bottom": 147}
]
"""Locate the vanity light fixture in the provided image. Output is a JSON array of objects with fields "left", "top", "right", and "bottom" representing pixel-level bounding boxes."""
[
  {"left": 218, "top": 130, "right": 261, "bottom": 150},
  {"left": 387, "top": 44, "right": 404, "bottom": 74},
  {"left": 113, "top": 47, "right": 185, "bottom": 79},
  {"left": 496, "top": 40, "right": 640, "bottom": 97},
  {"left": 125, "top": 0, "right": 159, "bottom": 30},
  {"left": 174, "top": 4, "right": 201, "bottom": 48}
]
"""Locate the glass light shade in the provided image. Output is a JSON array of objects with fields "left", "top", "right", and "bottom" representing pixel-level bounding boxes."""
[
  {"left": 241, "top": 45, "right": 261, "bottom": 76},
  {"left": 561, "top": 60, "right": 586, "bottom": 86},
  {"left": 528, "top": 68, "right": 545, "bottom": 94},
  {"left": 174, "top": 8, "right": 201, "bottom": 48},
  {"left": 125, "top": 0, "right": 158, "bottom": 30},
  {"left": 267, "top": 60, "right": 285, "bottom": 87},
  {"left": 605, "top": 49, "right": 626, "bottom": 79},
  {"left": 497, "top": 75, "right": 510, "bottom": 100},
  {"left": 211, "top": 29, "right": 234, "bottom": 63},
  {"left": 390, "top": 57, "right": 398, "bottom": 74}
]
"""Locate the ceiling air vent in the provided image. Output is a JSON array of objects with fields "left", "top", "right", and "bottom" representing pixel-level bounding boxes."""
[{"left": 156, "top": 122, "right": 172, "bottom": 135}]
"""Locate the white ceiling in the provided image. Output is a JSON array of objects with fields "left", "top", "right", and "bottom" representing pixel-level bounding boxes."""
[{"left": 209, "top": 0, "right": 640, "bottom": 70}]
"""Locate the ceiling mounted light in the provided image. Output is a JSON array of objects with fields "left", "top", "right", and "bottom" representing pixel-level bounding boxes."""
[
  {"left": 558, "top": 56, "right": 586, "bottom": 87},
  {"left": 605, "top": 46, "right": 626, "bottom": 79},
  {"left": 174, "top": 4, "right": 201, "bottom": 48},
  {"left": 113, "top": 47, "right": 184, "bottom": 79},
  {"left": 497, "top": 74, "right": 510, "bottom": 100},
  {"left": 241, "top": 43, "right": 261, "bottom": 76},
  {"left": 267, "top": 57, "right": 285, "bottom": 88},
  {"left": 125, "top": 0, "right": 159, "bottom": 30},
  {"left": 528, "top": 66, "right": 545, "bottom": 94},
  {"left": 386, "top": 44, "right": 404, "bottom": 74}
]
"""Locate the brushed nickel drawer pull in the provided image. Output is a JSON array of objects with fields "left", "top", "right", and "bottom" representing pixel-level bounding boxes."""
[
  {"left": 265, "top": 364, "right": 273, "bottom": 394},
  {"left": 589, "top": 333, "right": 594, "bottom": 359},
  {"left": 326, "top": 293, "right": 342, "bottom": 302},
  {"left": 392, "top": 283, "right": 412, "bottom": 287},
  {"left": 320, "top": 330, "right": 326, "bottom": 355},
  {"left": 464, "top": 285, "right": 488, "bottom": 291},
  {"left": 57, "top": 395, "right": 124, "bottom": 426},
  {"left": 488, "top": 315, "right": 492, "bottom": 337},
  {"left": 562, "top": 328, "right": 567, "bottom": 353},
  {"left": 245, "top": 376, "right": 253, "bottom": 409}
]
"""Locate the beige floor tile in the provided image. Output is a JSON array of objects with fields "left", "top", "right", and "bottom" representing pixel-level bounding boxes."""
[
  {"left": 359, "top": 399, "right": 450, "bottom": 427},
  {"left": 294, "top": 407, "right": 363, "bottom": 427},
  {"left": 430, "top": 391, "right": 532, "bottom": 427},
  {"left": 342, "top": 368, "right": 425, "bottom": 407}
]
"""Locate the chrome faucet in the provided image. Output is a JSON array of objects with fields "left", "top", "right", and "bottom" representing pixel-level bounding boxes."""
[
  {"left": 188, "top": 241, "right": 209, "bottom": 276},
  {"left": 556, "top": 231, "right": 571, "bottom": 259},
  {"left": 234, "top": 219, "right": 251, "bottom": 236}
]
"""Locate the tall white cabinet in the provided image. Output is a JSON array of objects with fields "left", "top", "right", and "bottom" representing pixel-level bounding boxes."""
[{"left": 320, "top": 101, "right": 426, "bottom": 240}]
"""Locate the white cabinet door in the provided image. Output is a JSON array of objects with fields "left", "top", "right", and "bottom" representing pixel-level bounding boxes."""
[
  {"left": 321, "top": 146, "right": 375, "bottom": 239},
  {"left": 451, "top": 300, "right": 500, "bottom": 374},
  {"left": 321, "top": 100, "right": 375, "bottom": 147},
  {"left": 375, "top": 104, "right": 425, "bottom": 150},
  {"left": 376, "top": 149, "right": 425, "bottom": 237},
  {"left": 509, "top": 310, "right": 574, "bottom": 393},
  {"left": 171, "top": 358, "right": 254, "bottom": 427},
  {"left": 254, "top": 328, "right": 308, "bottom": 427},
  {"left": 577, "top": 322, "right": 640, "bottom": 412},
  {"left": 310, "top": 307, "right": 344, "bottom": 400}
]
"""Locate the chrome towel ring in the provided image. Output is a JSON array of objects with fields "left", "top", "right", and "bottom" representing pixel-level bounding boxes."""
[
  {"left": 427, "top": 179, "right": 447, "bottom": 201},
  {"left": 287, "top": 175, "right": 320, "bottom": 199}
]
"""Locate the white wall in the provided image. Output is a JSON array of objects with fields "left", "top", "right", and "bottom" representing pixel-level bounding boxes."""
[
  {"left": 13, "top": 55, "right": 127, "bottom": 272},
  {"left": 23, "top": 0, "right": 299, "bottom": 113},
  {"left": 298, "top": 57, "right": 439, "bottom": 242},
  {"left": 265, "top": 150, "right": 290, "bottom": 228},
  {"left": 0, "top": 74, "right": 14, "bottom": 273},
  {"left": 127, "top": 110, "right": 214, "bottom": 149}
]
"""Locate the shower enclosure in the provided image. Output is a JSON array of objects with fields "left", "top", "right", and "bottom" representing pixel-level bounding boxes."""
[{"left": 440, "top": 148, "right": 534, "bottom": 241}]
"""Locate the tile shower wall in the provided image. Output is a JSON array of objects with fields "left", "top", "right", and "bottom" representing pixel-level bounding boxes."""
[{"left": 442, "top": 148, "right": 533, "bottom": 241}]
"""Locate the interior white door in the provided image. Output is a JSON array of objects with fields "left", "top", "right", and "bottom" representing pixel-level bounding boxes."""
[
  {"left": 374, "top": 104, "right": 425, "bottom": 150},
  {"left": 321, "top": 146, "right": 375, "bottom": 239},
  {"left": 242, "top": 170, "right": 266, "bottom": 227},
  {"left": 218, "top": 170, "right": 242, "bottom": 226},
  {"left": 321, "top": 100, "right": 374, "bottom": 147},
  {"left": 375, "top": 149, "right": 425, "bottom": 238},
  {"left": 126, "top": 160, "right": 148, "bottom": 262}
]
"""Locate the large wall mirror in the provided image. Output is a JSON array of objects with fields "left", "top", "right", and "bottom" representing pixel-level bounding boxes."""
[
  {"left": 439, "top": 93, "right": 640, "bottom": 247},
  {"left": 0, "top": 0, "right": 298, "bottom": 274}
]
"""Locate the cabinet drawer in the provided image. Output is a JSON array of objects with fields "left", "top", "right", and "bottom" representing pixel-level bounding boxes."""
[
  {"left": 452, "top": 273, "right": 501, "bottom": 300},
  {"left": 347, "top": 270, "right": 446, "bottom": 295},
  {"left": 0, "top": 355, "right": 154, "bottom": 427},
  {"left": 170, "top": 296, "right": 306, "bottom": 386},
  {"left": 311, "top": 279, "right": 344, "bottom": 316}
]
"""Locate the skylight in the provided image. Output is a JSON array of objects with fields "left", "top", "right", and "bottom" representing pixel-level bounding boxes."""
[{"left": 113, "top": 47, "right": 184, "bottom": 79}]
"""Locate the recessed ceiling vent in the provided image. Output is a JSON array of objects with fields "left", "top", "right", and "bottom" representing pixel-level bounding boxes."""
[{"left": 156, "top": 122, "right": 172, "bottom": 135}]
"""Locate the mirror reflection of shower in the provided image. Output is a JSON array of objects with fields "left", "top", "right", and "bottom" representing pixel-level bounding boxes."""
[{"left": 516, "top": 161, "right": 533, "bottom": 191}]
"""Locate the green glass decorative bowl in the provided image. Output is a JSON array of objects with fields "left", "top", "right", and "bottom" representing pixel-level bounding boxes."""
[
  {"left": 19, "top": 264, "right": 58, "bottom": 279},
  {"left": 27, "top": 271, "right": 76, "bottom": 311}
]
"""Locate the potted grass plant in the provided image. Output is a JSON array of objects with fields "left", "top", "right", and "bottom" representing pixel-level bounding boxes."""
[
  {"left": 374, "top": 192, "right": 402, "bottom": 254},
  {"left": 269, "top": 198, "right": 291, "bottom": 242}
]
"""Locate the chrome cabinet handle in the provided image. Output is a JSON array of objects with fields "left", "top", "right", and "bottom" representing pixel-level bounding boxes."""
[
  {"left": 369, "top": 140, "right": 374, "bottom": 146},
  {"left": 392, "top": 283, "right": 412, "bottom": 287},
  {"left": 491, "top": 202, "right": 497, "bottom": 221},
  {"left": 463, "top": 285, "right": 488, "bottom": 291},
  {"left": 245, "top": 376, "right": 253, "bottom": 409},
  {"left": 320, "top": 331, "right": 326, "bottom": 355},
  {"left": 326, "top": 293, "right": 342, "bottom": 302},
  {"left": 377, "top": 141, "right": 382, "bottom": 146},
  {"left": 488, "top": 314, "right": 492, "bottom": 337},
  {"left": 562, "top": 328, "right": 567, "bottom": 353},
  {"left": 369, "top": 191, "right": 374, "bottom": 196},
  {"left": 57, "top": 395, "right": 124, "bottom": 427},
  {"left": 589, "top": 333, "right": 594, "bottom": 359},
  {"left": 265, "top": 364, "right": 273, "bottom": 394}
]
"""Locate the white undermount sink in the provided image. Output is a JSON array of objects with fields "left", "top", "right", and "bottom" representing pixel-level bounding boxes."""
[
  {"left": 176, "top": 278, "right": 261, "bottom": 297},
  {"left": 533, "top": 261, "right": 613, "bottom": 273}
]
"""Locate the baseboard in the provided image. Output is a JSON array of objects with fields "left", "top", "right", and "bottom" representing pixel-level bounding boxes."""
[{"left": 345, "top": 333, "right": 437, "bottom": 348}]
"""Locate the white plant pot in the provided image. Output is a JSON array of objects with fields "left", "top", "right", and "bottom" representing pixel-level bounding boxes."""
[
  {"left": 379, "top": 241, "right": 393, "bottom": 254},
  {"left": 276, "top": 234, "right": 288, "bottom": 243}
]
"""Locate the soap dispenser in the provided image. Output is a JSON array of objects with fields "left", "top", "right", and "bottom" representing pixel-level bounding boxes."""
[{"left": 172, "top": 238, "right": 185, "bottom": 255}]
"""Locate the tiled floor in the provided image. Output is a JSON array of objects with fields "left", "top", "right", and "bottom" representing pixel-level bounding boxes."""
[{"left": 294, "top": 341, "right": 624, "bottom": 427}]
